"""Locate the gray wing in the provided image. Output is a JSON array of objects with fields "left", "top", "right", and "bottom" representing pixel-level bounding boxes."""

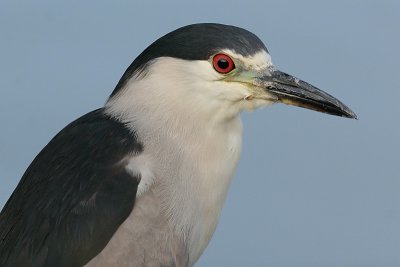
[{"left": 0, "top": 109, "right": 143, "bottom": 267}]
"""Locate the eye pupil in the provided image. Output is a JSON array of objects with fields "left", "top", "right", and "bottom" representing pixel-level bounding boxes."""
[{"left": 217, "top": 59, "right": 229, "bottom": 69}]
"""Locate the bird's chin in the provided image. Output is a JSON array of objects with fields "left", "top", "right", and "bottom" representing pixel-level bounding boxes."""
[{"left": 239, "top": 96, "right": 276, "bottom": 112}]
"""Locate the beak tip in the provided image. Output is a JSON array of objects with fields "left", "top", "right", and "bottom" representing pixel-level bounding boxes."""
[
  {"left": 342, "top": 107, "right": 357, "bottom": 120},
  {"left": 345, "top": 114, "right": 358, "bottom": 120}
]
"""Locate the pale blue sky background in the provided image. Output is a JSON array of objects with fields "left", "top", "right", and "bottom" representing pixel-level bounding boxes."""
[{"left": 0, "top": 0, "right": 399, "bottom": 266}]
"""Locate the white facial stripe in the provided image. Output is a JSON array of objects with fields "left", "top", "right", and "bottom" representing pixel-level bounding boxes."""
[{"left": 220, "top": 49, "right": 273, "bottom": 71}]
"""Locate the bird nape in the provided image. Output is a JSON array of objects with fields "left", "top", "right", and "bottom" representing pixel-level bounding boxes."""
[{"left": 0, "top": 23, "right": 356, "bottom": 267}]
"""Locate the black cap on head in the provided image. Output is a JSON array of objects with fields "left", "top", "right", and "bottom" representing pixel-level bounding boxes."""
[{"left": 111, "top": 23, "right": 267, "bottom": 97}]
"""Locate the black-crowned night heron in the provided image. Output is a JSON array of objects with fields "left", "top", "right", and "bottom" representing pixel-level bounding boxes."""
[{"left": 0, "top": 23, "right": 356, "bottom": 266}]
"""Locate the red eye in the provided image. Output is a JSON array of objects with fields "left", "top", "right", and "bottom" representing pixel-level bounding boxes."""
[{"left": 212, "top": 54, "right": 235, "bottom": 74}]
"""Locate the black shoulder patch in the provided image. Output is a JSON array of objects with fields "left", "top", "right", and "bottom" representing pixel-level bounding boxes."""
[{"left": 0, "top": 108, "right": 143, "bottom": 266}]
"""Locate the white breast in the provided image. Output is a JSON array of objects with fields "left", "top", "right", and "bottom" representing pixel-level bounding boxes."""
[
  {"left": 88, "top": 117, "right": 243, "bottom": 266},
  {"left": 103, "top": 56, "right": 248, "bottom": 265},
  {"left": 133, "top": 116, "right": 243, "bottom": 265},
  {"left": 173, "top": 117, "right": 242, "bottom": 264}
]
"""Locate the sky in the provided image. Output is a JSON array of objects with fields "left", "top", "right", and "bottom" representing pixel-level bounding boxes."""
[{"left": 0, "top": 0, "right": 399, "bottom": 266}]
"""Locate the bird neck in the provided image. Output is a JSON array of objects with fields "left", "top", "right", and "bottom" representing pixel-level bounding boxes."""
[
  {"left": 105, "top": 72, "right": 244, "bottom": 263},
  {"left": 105, "top": 63, "right": 243, "bottom": 138}
]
